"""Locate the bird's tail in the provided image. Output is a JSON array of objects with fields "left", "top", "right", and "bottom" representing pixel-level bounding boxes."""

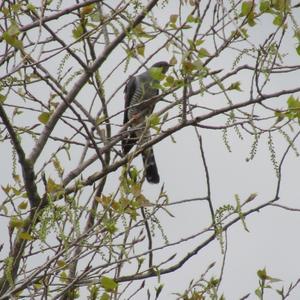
[{"left": 142, "top": 147, "right": 160, "bottom": 184}]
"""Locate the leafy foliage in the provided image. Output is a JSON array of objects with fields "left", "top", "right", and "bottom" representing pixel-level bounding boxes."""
[{"left": 0, "top": 0, "right": 300, "bottom": 299}]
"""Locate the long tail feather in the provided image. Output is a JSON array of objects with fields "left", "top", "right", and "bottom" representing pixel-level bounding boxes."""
[{"left": 142, "top": 148, "right": 160, "bottom": 184}]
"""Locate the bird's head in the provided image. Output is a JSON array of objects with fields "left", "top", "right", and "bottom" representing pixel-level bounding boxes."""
[{"left": 151, "top": 61, "right": 171, "bottom": 74}]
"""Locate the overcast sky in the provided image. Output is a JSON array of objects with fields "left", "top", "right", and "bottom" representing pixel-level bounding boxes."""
[{"left": 1, "top": 1, "right": 300, "bottom": 299}]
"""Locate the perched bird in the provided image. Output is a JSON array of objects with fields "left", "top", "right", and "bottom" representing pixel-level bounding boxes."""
[{"left": 122, "top": 61, "right": 170, "bottom": 184}]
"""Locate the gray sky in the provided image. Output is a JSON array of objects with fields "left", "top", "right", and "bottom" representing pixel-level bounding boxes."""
[{"left": 1, "top": 1, "right": 300, "bottom": 299}]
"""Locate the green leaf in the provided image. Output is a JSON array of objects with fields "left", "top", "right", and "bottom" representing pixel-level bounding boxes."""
[
  {"left": 105, "top": 220, "right": 117, "bottom": 234},
  {"left": 155, "top": 284, "right": 164, "bottom": 298},
  {"left": 257, "top": 268, "right": 267, "bottom": 280},
  {"left": 57, "top": 260, "right": 66, "bottom": 268},
  {"left": 12, "top": 186, "right": 21, "bottom": 195},
  {"left": 268, "top": 276, "right": 281, "bottom": 283},
  {"left": 274, "top": 111, "right": 284, "bottom": 123},
  {"left": 296, "top": 45, "right": 300, "bottom": 56},
  {"left": 294, "top": 29, "right": 300, "bottom": 41},
  {"left": 27, "top": 3, "right": 37, "bottom": 13},
  {"left": 10, "top": 217, "right": 25, "bottom": 229},
  {"left": 90, "top": 11, "right": 101, "bottom": 22},
  {"left": 182, "top": 61, "right": 196, "bottom": 73},
  {"left": 100, "top": 293, "right": 110, "bottom": 300},
  {"left": 271, "top": 0, "right": 289, "bottom": 11},
  {"left": 136, "top": 44, "right": 145, "bottom": 57},
  {"left": 72, "top": 24, "right": 84, "bottom": 39},
  {"left": 186, "top": 15, "right": 194, "bottom": 23},
  {"left": 0, "top": 94, "right": 6, "bottom": 103},
  {"left": 2, "top": 32, "right": 23, "bottom": 49},
  {"left": 0, "top": 204, "right": 8, "bottom": 215},
  {"left": 18, "top": 201, "right": 28, "bottom": 210},
  {"left": 131, "top": 183, "right": 141, "bottom": 197},
  {"left": 260, "top": 1, "right": 271, "bottom": 12},
  {"left": 80, "top": 4, "right": 94, "bottom": 15},
  {"left": 1, "top": 22, "right": 23, "bottom": 49},
  {"left": 248, "top": 16, "right": 256, "bottom": 26},
  {"left": 240, "top": 28, "right": 249, "bottom": 38},
  {"left": 257, "top": 267, "right": 281, "bottom": 283},
  {"left": 198, "top": 47, "right": 210, "bottom": 58},
  {"left": 19, "top": 232, "right": 33, "bottom": 240},
  {"left": 241, "top": 1, "right": 254, "bottom": 16},
  {"left": 1, "top": 7, "right": 9, "bottom": 16},
  {"left": 255, "top": 288, "right": 262, "bottom": 298},
  {"left": 47, "top": 178, "right": 62, "bottom": 193},
  {"left": 287, "top": 95, "right": 300, "bottom": 111},
  {"left": 33, "top": 281, "right": 42, "bottom": 289},
  {"left": 240, "top": 1, "right": 256, "bottom": 26},
  {"left": 96, "top": 115, "right": 106, "bottom": 125},
  {"left": 187, "top": 39, "right": 195, "bottom": 49},
  {"left": 234, "top": 194, "right": 249, "bottom": 232},
  {"left": 38, "top": 112, "right": 50, "bottom": 124},
  {"left": 165, "top": 75, "right": 174, "bottom": 84},
  {"left": 12, "top": 3, "right": 21, "bottom": 12},
  {"left": 273, "top": 15, "right": 283, "bottom": 26},
  {"left": 132, "top": 24, "right": 152, "bottom": 38},
  {"left": 148, "top": 113, "right": 160, "bottom": 129},
  {"left": 149, "top": 67, "right": 165, "bottom": 81},
  {"left": 100, "top": 276, "right": 118, "bottom": 292},
  {"left": 228, "top": 81, "right": 242, "bottom": 91},
  {"left": 59, "top": 271, "right": 68, "bottom": 283},
  {"left": 164, "top": 75, "right": 175, "bottom": 87},
  {"left": 195, "top": 39, "right": 204, "bottom": 46},
  {"left": 97, "top": 195, "right": 112, "bottom": 208},
  {"left": 186, "top": 14, "right": 200, "bottom": 23},
  {"left": 129, "top": 166, "right": 139, "bottom": 182},
  {"left": 169, "top": 14, "right": 178, "bottom": 24},
  {"left": 7, "top": 22, "right": 20, "bottom": 36},
  {"left": 136, "top": 194, "right": 151, "bottom": 207},
  {"left": 2, "top": 185, "right": 11, "bottom": 194}
]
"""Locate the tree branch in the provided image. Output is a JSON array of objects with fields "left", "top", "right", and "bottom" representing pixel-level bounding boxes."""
[{"left": 28, "top": 0, "right": 160, "bottom": 164}]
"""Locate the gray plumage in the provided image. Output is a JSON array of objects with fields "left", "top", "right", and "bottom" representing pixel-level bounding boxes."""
[{"left": 122, "top": 61, "right": 170, "bottom": 184}]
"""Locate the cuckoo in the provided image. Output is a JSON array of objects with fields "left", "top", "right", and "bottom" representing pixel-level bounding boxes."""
[{"left": 122, "top": 61, "right": 170, "bottom": 184}]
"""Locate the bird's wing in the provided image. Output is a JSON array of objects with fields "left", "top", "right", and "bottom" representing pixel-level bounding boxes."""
[{"left": 123, "top": 76, "right": 137, "bottom": 124}]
